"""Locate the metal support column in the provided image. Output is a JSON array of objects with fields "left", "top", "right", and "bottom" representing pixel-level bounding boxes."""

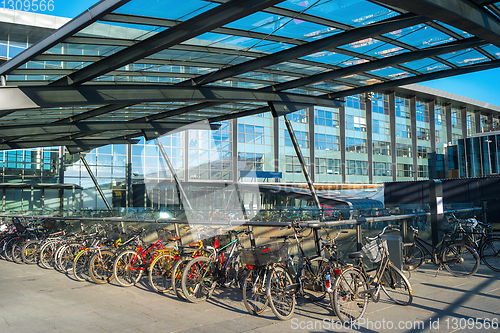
[
  {"left": 356, "top": 222, "right": 363, "bottom": 251},
  {"left": 79, "top": 152, "right": 112, "bottom": 211},
  {"left": 156, "top": 139, "right": 193, "bottom": 210},
  {"left": 410, "top": 96, "right": 417, "bottom": 181},
  {"left": 429, "top": 100, "right": 437, "bottom": 179},
  {"left": 366, "top": 94, "right": 373, "bottom": 183},
  {"left": 389, "top": 92, "right": 397, "bottom": 181},
  {"left": 271, "top": 103, "right": 321, "bottom": 256},
  {"left": 430, "top": 179, "right": 444, "bottom": 246},
  {"left": 58, "top": 146, "right": 65, "bottom": 210}
]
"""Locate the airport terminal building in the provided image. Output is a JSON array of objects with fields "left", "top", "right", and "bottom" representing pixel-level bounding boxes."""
[{"left": 2, "top": 1, "right": 500, "bottom": 211}]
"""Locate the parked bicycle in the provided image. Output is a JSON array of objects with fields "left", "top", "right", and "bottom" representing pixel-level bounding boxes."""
[
  {"left": 403, "top": 223, "right": 480, "bottom": 277},
  {"left": 332, "top": 225, "right": 413, "bottom": 323}
]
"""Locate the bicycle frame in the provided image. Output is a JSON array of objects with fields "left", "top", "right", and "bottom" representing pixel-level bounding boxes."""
[{"left": 128, "top": 238, "right": 166, "bottom": 271}]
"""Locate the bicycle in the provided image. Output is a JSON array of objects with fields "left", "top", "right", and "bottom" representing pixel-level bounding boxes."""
[
  {"left": 332, "top": 225, "right": 413, "bottom": 323},
  {"left": 447, "top": 213, "right": 500, "bottom": 272},
  {"left": 402, "top": 224, "right": 480, "bottom": 277},
  {"left": 264, "top": 223, "right": 334, "bottom": 320},
  {"left": 112, "top": 227, "right": 168, "bottom": 287},
  {"left": 180, "top": 229, "right": 248, "bottom": 303}
]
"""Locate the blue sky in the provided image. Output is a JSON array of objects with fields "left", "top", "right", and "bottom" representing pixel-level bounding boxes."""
[{"left": 419, "top": 68, "right": 500, "bottom": 107}]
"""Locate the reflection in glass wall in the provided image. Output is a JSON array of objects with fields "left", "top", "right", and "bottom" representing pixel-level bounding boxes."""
[
  {"left": 345, "top": 95, "right": 368, "bottom": 183},
  {"left": 395, "top": 96, "right": 413, "bottom": 181}
]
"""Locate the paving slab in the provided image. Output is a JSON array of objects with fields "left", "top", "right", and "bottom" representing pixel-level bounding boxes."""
[{"left": 0, "top": 259, "right": 499, "bottom": 332}]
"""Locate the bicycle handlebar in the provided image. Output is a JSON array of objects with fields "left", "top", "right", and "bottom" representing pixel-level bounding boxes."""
[{"left": 366, "top": 225, "right": 399, "bottom": 241}]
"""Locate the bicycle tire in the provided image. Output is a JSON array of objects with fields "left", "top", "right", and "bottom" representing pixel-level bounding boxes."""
[
  {"left": 3, "top": 237, "right": 17, "bottom": 262},
  {"left": 303, "top": 256, "right": 330, "bottom": 302},
  {"left": 113, "top": 249, "right": 144, "bottom": 287},
  {"left": 402, "top": 243, "right": 424, "bottom": 271},
  {"left": 21, "top": 240, "right": 40, "bottom": 264},
  {"left": 73, "top": 250, "right": 92, "bottom": 282},
  {"left": 171, "top": 256, "right": 191, "bottom": 300},
  {"left": 265, "top": 265, "right": 295, "bottom": 320},
  {"left": 148, "top": 252, "right": 175, "bottom": 293},
  {"left": 54, "top": 243, "right": 67, "bottom": 271},
  {"left": 332, "top": 267, "right": 368, "bottom": 323},
  {"left": 480, "top": 237, "right": 500, "bottom": 272},
  {"left": 89, "top": 250, "right": 115, "bottom": 284},
  {"left": 59, "top": 243, "right": 82, "bottom": 273},
  {"left": 39, "top": 241, "right": 58, "bottom": 269},
  {"left": 441, "top": 243, "right": 480, "bottom": 277},
  {"left": 380, "top": 262, "right": 413, "bottom": 306},
  {"left": 11, "top": 240, "right": 25, "bottom": 264},
  {"left": 243, "top": 267, "right": 269, "bottom": 315},
  {"left": 181, "top": 256, "right": 216, "bottom": 303}
]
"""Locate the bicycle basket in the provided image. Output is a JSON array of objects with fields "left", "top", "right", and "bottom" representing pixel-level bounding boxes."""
[
  {"left": 256, "top": 242, "right": 288, "bottom": 266},
  {"left": 362, "top": 238, "right": 386, "bottom": 263},
  {"left": 202, "top": 233, "right": 232, "bottom": 249},
  {"left": 239, "top": 248, "right": 259, "bottom": 266},
  {"left": 450, "top": 231, "right": 468, "bottom": 245}
]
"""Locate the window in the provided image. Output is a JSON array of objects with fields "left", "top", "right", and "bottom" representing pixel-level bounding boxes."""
[
  {"left": 238, "top": 124, "right": 264, "bottom": 144},
  {"left": 345, "top": 95, "right": 366, "bottom": 110},
  {"left": 396, "top": 123, "right": 412, "bottom": 138},
  {"left": 373, "top": 162, "right": 392, "bottom": 177},
  {"left": 397, "top": 163, "right": 413, "bottom": 177},
  {"left": 373, "top": 141, "right": 391, "bottom": 156},
  {"left": 396, "top": 143, "right": 412, "bottom": 158},
  {"left": 287, "top": 109, "right": 308, "bottom": 123},
  {"left": 346, "top": 114, "right": 367, "bottom": 131},
  {"left": 285, "top": 155, "right": 309, "bottom": 173},
  {"left": 395, "top": 97, "right": 410, "bottom": 118},
  {"left": 416, "top": 100, "right": 429, "bottom": 123},
  {"left": 314, "top": 158, "right": 341, "bottom": 175},
  {"left": 417, "top": 127, "right": 430, "bottom": 141},
  {"left": 451, "top": 108, "right": 461, "bottom": 129},
  {"left": 418, "top": 165, "right": 429, "bottom": 178},
  {"left": 372, "top": 119, "right": 390, "bottom": 135},
  {"left": 314, "top": 133, "right": 340, "bottom": 151},
  {"left": 417, "top": 146, "right": 430, "bottom": 159},
  {"left": 346, "top": 160, "right": 368, "bottom": 175},
  {"left": 371, "top": 93, "right": 389, "bottom": 115},
  {"left": 315, "top": 108, "right": 339, "bottom": 127},
  {"left": 238, "top": 152, "right": 264, "bottom": 171},
  {"left": 284, "top": 130, "right": 309, "bottom": 148},
  {"left": 346, "top": 137, "right": 367, "bottom": 153}
]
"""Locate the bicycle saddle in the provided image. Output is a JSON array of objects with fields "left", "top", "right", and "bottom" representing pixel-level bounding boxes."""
[{"left": 348, "top": 250, "right": 364, "bottom": 259}]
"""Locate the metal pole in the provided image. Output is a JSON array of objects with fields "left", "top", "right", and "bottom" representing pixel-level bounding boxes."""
[
  {"left": 156, "top": 139, "right": 192, "bottom": 210},
  {"left": 356, "top": 222, "right": 363, "bottom": 251},
  {"left": 281, "top": 111, "right": 322, "bottom": 256},
  {"left": 79, "top": 152, "right": 112, "bottom": 211}
]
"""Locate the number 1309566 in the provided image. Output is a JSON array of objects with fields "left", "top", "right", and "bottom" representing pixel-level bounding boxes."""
[{"left": 2, "top": 0, "right": 55, "bottom": 12}]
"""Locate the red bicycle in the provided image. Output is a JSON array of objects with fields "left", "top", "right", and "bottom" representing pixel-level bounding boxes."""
[{"left": 112, "top": 227, "right": 168, "bottom": 287}]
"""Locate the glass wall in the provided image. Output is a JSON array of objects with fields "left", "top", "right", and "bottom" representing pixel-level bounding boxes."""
[
  {"left": 314, "top": 106, "right": 341, "bottom": 183},
  {"left": 395, "top": 96, "right": 413, "bottom": 181},
  {"left": 345, "top": 95, "right": 368, "bottom": 183},
  {"left": 435, "top": 104, "right": 447, "bottom": 178},
  {"left": 416, "top": 100, "right": 430, "bottom": 180},
  {"left": 372, "top": 93, "right": 392, "bottom": 183},
  {"left": 280, "top": 111, "right": 310, "bottom": 183}
]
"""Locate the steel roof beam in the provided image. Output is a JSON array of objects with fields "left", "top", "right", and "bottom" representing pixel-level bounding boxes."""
[
  {"left": 0, "top": 0, "right": 131, "bottom": 76},
  {"left": 50, "top": 0, "right": 286, "bottom": 86},
  {"left": 372, "top": 0, "right": 500, "bottom": 48},
  {"left": 0, "top": 85, "right": 341, "bottom": 112},
  {"left": 0, "top": 139, "right": 139, "bottom": 151},
  {"left": 180, "top": 13, "right": 427, "bottom": 87},
  {"left": 271, "top": 37, "right": 486, "bottom": 92},
  {"left": 328, "top": 59, "right": 500, "bottom": 98}
]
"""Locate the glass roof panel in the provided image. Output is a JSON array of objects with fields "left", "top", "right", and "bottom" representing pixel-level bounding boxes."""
[
  {"left": 383, "top": 24, "right": 455, "bottom": 49},
  {"left": 366, "top": 66, "right": 412, "bottom": 79},
  {"left": 436, "top": 22, "right": 474, "bottom": 39},
  {"left": 440, "top": 49, "right": 489, "bottom": 67},
  {"left": 277, "top": 0, "right": 397, "bottom": 27},
  {"left": 266, "top": 62, "right": 329, "bottom": 74},
  {"left": 300, "top": 51, "right": 356, "bottom": 66},
  {"left": 193, "top": 32, "right": 294, "bottom": 54},
  {"left": 77, "top": 21, "right": 163, "bottom": 41},
  {"left": 151, "top": 49, "right": 255, "bottom": 64},
  {"left": 480, "top": 44, "right": 500, "bottom": 59},
  {"left": 401, "top": 58, "right": 441, "bottom": 72},
  {"left": 337, "top": 38, "right": 408, "bottom": 58},
  {"left": 113, "top": 0, "right": 218, "bottom": 21},
  {"left": 225, "top": 12, "right": 340, "bottom": 42}
]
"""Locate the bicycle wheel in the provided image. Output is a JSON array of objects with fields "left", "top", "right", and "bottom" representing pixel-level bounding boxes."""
[
  {"left": 402, "top": 243, "right": 424, "bottom": 271},
  {"left": 113, "top": 249, "right": 144, "bottom": 287},
  {"left": 265, "top": 265, "right": 295, "bottom": 320},
  {"left": 171, "top": 256, "right": 191, "bottom": 300},
  {"left": 243, "top": 267, "right": 269, "bottom": 315},
  {"left": 4, "top": 237, "right": 17, "bottom": 262},
  {"left": 89, "top": 250, "right": 115, "bottom": 284},
  {"left": 441, "top": 243, "right": 480, "bottom": 277},
  {"left": 22, "top": 240, "right": 40, "bottom": 264},
  {"left": 59, "top": 243, "right": 82, "bottom": 273},
  {"left": 480, "top": 237, "right": 500, "bottom": 272},
  {"left": 181, "top": 256, "right": 216, "bottom": 303},
  {"left": 332, "top": 268, "right": 368, "bottom": 323},
  {"left": 73, "top": 250, "right": 92, "bottom": 282},
  {"left": 148, "top": 252, "right": 175, "bottom": 293},
  {"left": 39, "top": 242, "right": 57, "bottom": 269},
  {"left": 303, "top": 256, "right": 329, "bottom": 302},
  {"left": 54, "top": 243, "right": 67, "bottom": 271},
  {"left": 11, "top": 240, "right": 25, "bottom": 264},
  {"left": 380, "top": 263, "right": 413, "bottom": 306}
]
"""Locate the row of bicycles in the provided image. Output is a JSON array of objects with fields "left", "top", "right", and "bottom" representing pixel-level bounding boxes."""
[{"left": 0, "top": 212, "right": 499, "bottom": 325}]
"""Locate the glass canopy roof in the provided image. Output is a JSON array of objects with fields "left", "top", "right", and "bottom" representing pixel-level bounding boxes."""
[{"left": 1, "top": 0, "right": 500, "bottom": 151}]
